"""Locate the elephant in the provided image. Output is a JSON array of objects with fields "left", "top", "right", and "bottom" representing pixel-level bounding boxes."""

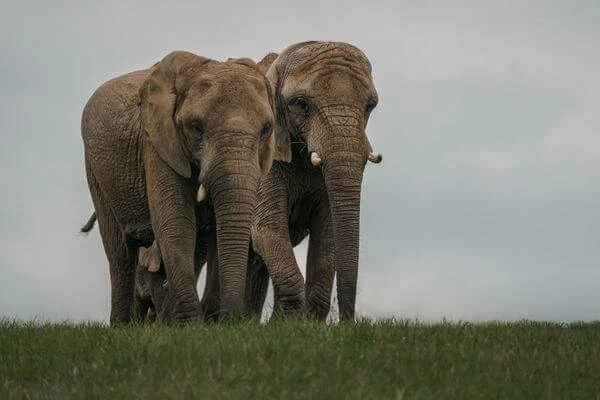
[
  {"left": 134, "top": 241, "right": 168, "bottom": 321},
  {"left": 133, "top": 201, "right": 215, "bottom": 321},
  {"left": 132, "top": 52, "right": 282, "bottom": 323},
  {"left": 81, "top": 212, "right": 209, "bottom": 322},
  {"left": 244, "top": 41, "right": 382, "bottom": 322},
  {"left": 122, "top": 42, "right": 382, "bottom": 323},
  {"left": 81, "top": 50, "right": 288, "bottom": 324}
]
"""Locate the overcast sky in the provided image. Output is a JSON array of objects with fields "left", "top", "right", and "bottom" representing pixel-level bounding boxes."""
[{"left": 1, "top": 1, "right": 599, "bottom": 323}]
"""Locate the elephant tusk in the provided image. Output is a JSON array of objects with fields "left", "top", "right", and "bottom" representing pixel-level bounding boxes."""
[
  {"left": 162, "top": 280, "right": 168, "bottom": 289},
  {"left": 196, "top": 184, "right": 208, "bottom": 203},
  {"left": 310, "top": 152, "right": 322, "bottom": 167},
  {"left": 368, "top": 152, "right": 383, "bottom": 164}
]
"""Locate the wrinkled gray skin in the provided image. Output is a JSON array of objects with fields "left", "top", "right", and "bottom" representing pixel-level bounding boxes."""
[
  {"left": 128, "top": 54, "right": 279, "bottom": 323},
  {"left": 134, "top": 242, "right": 167, "bottom": 321},
  {"left": 82, "top": 51, "right": 286, "bottom": 324},
  {"left": 134, "top": 225, "right": 206, "bottom": 321},
  {"left": 132, "top": 204, "right": 215, "bottom": 321},
  {"left": 134, "top": 43, "right": 381, "bottom": 322},
  {"left": 245, "top": 41, "right": 381, "bottom": 321},
  {"left": 80, "top": 211, "right": 209, "bottom": 321}
]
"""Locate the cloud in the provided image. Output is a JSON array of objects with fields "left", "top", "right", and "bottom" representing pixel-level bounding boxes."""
[
  {"left": 1, "top": 1, "right": 599, "bottom": 322},
  {"left": 357, "top": 257, "right": 600, "bottom": 322}
]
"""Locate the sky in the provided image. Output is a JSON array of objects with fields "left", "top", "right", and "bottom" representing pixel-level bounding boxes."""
[{"left": 1, "top": 1, "right": 599, "bottom": 323}]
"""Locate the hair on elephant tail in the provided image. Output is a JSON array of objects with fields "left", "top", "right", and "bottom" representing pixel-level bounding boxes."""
[{"left": 81, "top": 212, "right": 97, "bottom": 234}]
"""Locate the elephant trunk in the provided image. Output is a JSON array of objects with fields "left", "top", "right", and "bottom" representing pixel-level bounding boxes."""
[
  {"left": 316, "top": 116, "right": 366, "bottom": 322},
  {"left": 206, "top": 154, "right": 260, "bottom": 319}
]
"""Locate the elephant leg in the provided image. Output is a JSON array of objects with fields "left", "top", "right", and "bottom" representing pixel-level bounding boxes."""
[
  {"left": 133, "top": 292, "right": 151, "bottom": 322},
  {"left": 245, "top": 251, "right": 269, "bottom": 318},
  {"left": 147, "top": 306, "right": 157, "bottom": 322},
  {"left": 89, "top": 172, "right": 136, "bottom": 324},
  {"left": 97, "top": 211, "right": 136, "bottom": 325},
  {"left": 200, "top": 229, "right": 220, "bottom": 321},
  {"left": 252, "top": 173, "right": 305, "bottom": 315},
  {"left": 145, "top": 146, "right": 200, "bottom": 323},
  {"left": 106, "top": 242, "right": 136, "bottom": 324},
  {"left": 133, "top": 259, "right": 153, "bottom": 323},
  {"left": 253, "top": 222, "right": 305, "bottom": 315},
  {"left": 305, "top": 201, "right": 335, "bottom": 321}
]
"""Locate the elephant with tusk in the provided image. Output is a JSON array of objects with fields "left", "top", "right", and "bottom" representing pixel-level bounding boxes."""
[
  {"left": 112, "top": 43, "right": 382, "bottom": 323},
  {"left": 81, "top": 51, "right": 288, "bottom": 324},
  {"left": 244, "top": 41, "right": 383, "bottom": 321},
  {"left": 82, "top": 209, "right": 211, "bottom": 322},
  {"left": 197, "top": 41, "right": 382, "bottom": 322}
]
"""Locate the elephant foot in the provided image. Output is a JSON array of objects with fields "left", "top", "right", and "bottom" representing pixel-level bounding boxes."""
[
  {"left": 270, "top": 295, "right": 307, "bottom": 320},
  {"left": 306, "top": 292, "right": 332, "bottom": 321},
  {"left": 217, "top": 311, "right": 249, "bottom": 324},
  {"left": 268, "top": 308, "right": 308, "bottom": 323},
  {"left": 217, "top": 302, "right": 251, "bottom": 324},
  {"left": 109, "top": 316, "right": 135, "bottom": 326},
  {"left": 164, "top": 311, "right": 202, "bottom": 325},
  {"left": 306, "top": 306, "right": 329, "bottom": 322},
  {"left": 200, "top": 297, "right": 251, "bottom": 324},
  {"left": 158, "top": 293, "right": 202, "bottom": 324},
  {"left": 199, "top": 298, "right": 220, "bottom": 323}
]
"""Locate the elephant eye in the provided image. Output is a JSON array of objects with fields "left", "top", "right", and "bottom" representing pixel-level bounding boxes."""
[
  {"left": 287, "top": 97, "right": 309, "bottom": 115},
  {"left": 186, "top": 119, "right": 204, "bottom": 136},
  {"left": 260, "top": 121, "right": 273, "bottom": 140}
]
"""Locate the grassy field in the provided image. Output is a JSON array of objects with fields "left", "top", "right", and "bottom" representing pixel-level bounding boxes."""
[{"left": 1, "top": 319, "right": 599, "bottom": 399}]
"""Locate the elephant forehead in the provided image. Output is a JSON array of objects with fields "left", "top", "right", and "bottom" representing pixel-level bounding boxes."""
[
  {"left": 282, "top": 68, "right": 374, "bottom": 102},
  {"left": 204, "top": 63, "right": 268, "bottom": 89},
  {"left": 314, "top": 70, "right": 374, "bottom": 97},
  {"left": 185, "top": 74, "right": 268, "bottom": 103},
  {"left": 280, "top": 73, "right": 309, "bottom": 96},
  {"left": 180, "top": 82, "right": 272, "bottom": 126},
  {"left": 285, "top": 41, "right": 372, "bottom": 73},
  {"left": 187, "top": 74, "right": 269, "bottom": 107}
]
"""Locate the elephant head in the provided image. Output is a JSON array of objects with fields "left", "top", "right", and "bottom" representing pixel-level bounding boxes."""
[
  {"left": 139, "top": 52, "right": 288, "bottom": 318},
  {"left": 140, "top": 52, "right": 284, "bottom": 180},
  {"left": 82, "top": 49, "right": 292, "bottom": 323},
  {"left": 266, "top": 42, "right": 381, "bottom": 320}
]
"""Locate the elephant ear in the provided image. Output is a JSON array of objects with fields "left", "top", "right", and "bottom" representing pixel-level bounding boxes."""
[
  {"left": 139, "top": 51, "right": 204, "bottom": 178},
  {"left": 257, "top": 52, "right": 278, "bottom": 74},
  {"left": 259, "top": 125, "right": 276, "bottom": 175},
  {"left": 259, "top": 54, "right": 279, "bottom": 171},
  {"left": 265, "top": 62, "right": 292, "bottom": 163},
  {"left": 138, "top": 241, "right": 162, "bottom": 273}
]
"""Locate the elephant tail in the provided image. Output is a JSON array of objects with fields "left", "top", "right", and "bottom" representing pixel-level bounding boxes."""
[{"left": 80, "top": 212, "right": 97, "bottom": 234}]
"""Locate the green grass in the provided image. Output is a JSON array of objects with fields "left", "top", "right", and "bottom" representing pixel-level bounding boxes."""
[{"left": 1, "top": 319, "right": 599, "bottom": 399}]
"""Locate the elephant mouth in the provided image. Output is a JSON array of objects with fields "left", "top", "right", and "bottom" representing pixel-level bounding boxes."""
[
  {"left": 309, "top": 149, "right": 382, "bottom": 167},
  {"left": 292, "top": 128, "right": 382, "bottom": 167}
]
